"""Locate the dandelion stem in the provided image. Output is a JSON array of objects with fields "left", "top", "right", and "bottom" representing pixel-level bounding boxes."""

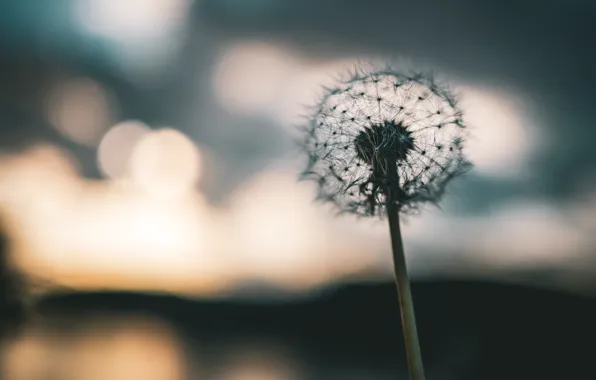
[{"left": 386, "top": 163, "right": 426, "bottom": 380}]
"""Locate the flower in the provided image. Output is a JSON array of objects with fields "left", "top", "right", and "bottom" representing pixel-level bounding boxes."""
[{"left": 299, "top": 66, "right": 472, "bottom": 217}]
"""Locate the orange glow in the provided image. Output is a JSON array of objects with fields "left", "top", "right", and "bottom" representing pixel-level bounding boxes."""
[
  {"left": 1, "top": 330, "right": 50, "bottom": 380},
  {"left": 221, "top": 168, "right": 390, "bottom": 291},
  {"left": 0, "top": 136, "right": 585, "bottom": 296},
  {"left": 0, "top": 141, "right": 228, "bottom": 295},
  {"left": 13, "top": 189, "right": 224, "bottom": 295},
  {"left": 1, "top": 317, "right": 186, "bottom": 380},
  {"left": 225, "top": 170, "right": 331, "bottom": 288},
  {"left": 0, "top": 144, "right": 390, "bottom": 295},
  {"left": 0, "top": 144, "right": 80, "bottom": 226}
]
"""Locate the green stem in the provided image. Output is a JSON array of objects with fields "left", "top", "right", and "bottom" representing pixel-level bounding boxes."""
[{"left": 386, "top": 163, "right": 426, "bottom": 380}]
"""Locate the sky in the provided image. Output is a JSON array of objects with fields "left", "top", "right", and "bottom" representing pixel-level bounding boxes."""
[{"left": 0, "top": 0, "right": 595, "bottom": 297}]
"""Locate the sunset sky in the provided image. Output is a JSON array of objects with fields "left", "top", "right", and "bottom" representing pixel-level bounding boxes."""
[{"left": 0, "top": 0, "right": 595, "bottom": 297}]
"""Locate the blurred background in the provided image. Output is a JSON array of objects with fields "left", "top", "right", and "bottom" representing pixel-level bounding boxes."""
[{"left": 0, "top": 0, "right": 596, "bottom": 379}]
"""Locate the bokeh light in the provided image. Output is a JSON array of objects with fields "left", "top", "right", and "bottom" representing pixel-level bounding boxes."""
[
  {"left": 213, "top": 42, "right": 299, "bottom": 115},
  {"left": 97, "top": 120, "right": 151, "bottom": 179},
  {"left": 472, "top": 202, "right": 590, "bottom": 267},
  {"left": 273, "top": 58, "right": 359, "bottom": 126},
  {"left": 74, "top": 0, "right": 192, "bottom": 83},
  {"left": 211, "top": 42, "right": 537, "bottom": 179},
  {"left": 0, "top": 139, "right": 222, "bottom": 295},
  {"left": 459, "top": 85, "right": 538, "bottom": 177},
  {"left": 2, "top": 142, "right": 587, "bottom": 295},
  {"left": 75, "top": 0, "right": 190, "bottom": 41},
  {"left": 46, "top": 77, "right": 116, "bottom": 146},
  {"left": 129, "top": 128, "right": 202, "bottom": 200},
  {"left": 212, "top": 41, "right": 359, "bottom": 124}
]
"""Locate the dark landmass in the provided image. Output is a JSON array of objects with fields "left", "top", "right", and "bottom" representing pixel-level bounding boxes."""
[{"left": 36, "top": 279, "right": 596, "bottom": 379}]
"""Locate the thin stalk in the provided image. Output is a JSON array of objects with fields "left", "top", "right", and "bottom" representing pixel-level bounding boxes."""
[{"left": 386, "top": 162, "right": 426, "bottom": 380}]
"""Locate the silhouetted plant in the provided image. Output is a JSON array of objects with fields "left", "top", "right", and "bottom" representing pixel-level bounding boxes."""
[
  {"left": 299, "top": 64, "right": 472, "bottom": 380},
  {"left": 0, "top": 220, "right": 29, "bottom": 340}
]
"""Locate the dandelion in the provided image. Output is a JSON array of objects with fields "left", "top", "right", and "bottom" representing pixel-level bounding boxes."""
[{"left": 299, "top": 65, "right": 472, "bottom": 380}]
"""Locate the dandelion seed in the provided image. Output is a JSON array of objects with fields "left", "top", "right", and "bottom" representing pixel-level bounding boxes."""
[
  {"left": 300, "top": 66, "right": 471, "bottom": 217},
  {"left": 297, "top": 64, "right": 472, "bottom": 380}
]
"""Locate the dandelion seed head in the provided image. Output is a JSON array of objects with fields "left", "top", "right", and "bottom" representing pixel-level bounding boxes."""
[{"left": 300, "top": 66, "right": 472, "bottom": 217}]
